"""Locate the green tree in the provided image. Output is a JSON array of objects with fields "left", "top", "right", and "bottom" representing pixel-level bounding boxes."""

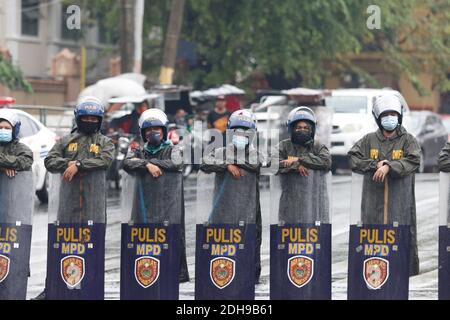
[
  {"left": 178, "top": 0, "right": 450, "bottom": 94},
  {"left": 76, "top": 0, "right": 450, "bottom": 95},
  {"left": 0, "top": 55, "right": 33, "bottom": 93}
]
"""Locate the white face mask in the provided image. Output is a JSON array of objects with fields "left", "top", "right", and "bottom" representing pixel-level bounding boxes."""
[
  {"left": 381, "top": 115, "right": 398, "bottom": 131},
  {"left": 232, "top": 135, "right": 248, "bottom": 149},
  {"left": 0, "top": 128, "right": 13, "bottom": 142}
]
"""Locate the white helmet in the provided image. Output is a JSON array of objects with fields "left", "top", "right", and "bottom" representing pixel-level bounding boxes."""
[
  {"left": 372, "top": 92, "right": 405, "bottom": 123},
  {"left": 138, "top": 108, "right": 169, "bottom": 141},
  {"left": 0, "top": 109, "right": 21, "bottom": 139}
]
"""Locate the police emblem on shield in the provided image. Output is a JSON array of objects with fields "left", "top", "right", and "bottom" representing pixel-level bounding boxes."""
[
  {"left": 0, "top": 255, "right": 10, "bottom": 283},
  {"left": 135, "top": 256, "right": 160, "bottom": 288},
  {"left": 61, "top": 255, "right": 85, "bottom": 288},
  {"left": 210, "top": 257, "right": 235, "bottom": 289},
  {"left": 287, "top": 256, "right": 314, "bottom": 288},
  {"left": 363, "top": 257, "right": 389, "bottom": 290}
]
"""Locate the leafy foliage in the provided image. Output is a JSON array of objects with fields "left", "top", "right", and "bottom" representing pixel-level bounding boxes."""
[
  {"left": 0, "top": 55, "right": 33, "bottom": 93},
  {"left": 69, "top": 0, "right": 450, "bottom": 93}
]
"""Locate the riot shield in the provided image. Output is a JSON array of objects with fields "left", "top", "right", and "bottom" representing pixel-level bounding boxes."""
[
  {"left": 0, "top": 171, "right": 34, "bottom": 300},
  {"left": 195, "top": 170, "right": 257, "bottom": 300},
  {"left": 120, "top": 171, "right": 182, "bottom": 300},
  {"left": 347, "top": 173, "right": 412, "bottom": 300},
  {"left": 439, "top": 172, "right": 450, "bottom": 300},
  {"left": 46, "top": 171, "right": 107, "bottom": 300},
  {"left": 269, "top": 170, "right": 331, "bottom": 300}
]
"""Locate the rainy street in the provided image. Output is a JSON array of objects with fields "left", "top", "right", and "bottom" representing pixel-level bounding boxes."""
[{"left": 26, "top": 172, "right": 440, "bottom": 300}]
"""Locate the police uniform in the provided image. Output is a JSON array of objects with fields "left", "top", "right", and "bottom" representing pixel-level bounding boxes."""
[
  {"left": 45, "top": 131, "right": 115, "bottom": 173},
  {"left": 0, "top": 110, "right": 34, "bottom": 290},
  {"left": 34, "top": 97, "right": 114, "bottom": 300},
  {"left": 0, "top": 139, "right": 33, "bottom": 171},
  {"left": 348, "top": 125, "right": 421, "bottom": 276},
  {"left": 274, "top": 139, "right": 331, "bottom": 173}
]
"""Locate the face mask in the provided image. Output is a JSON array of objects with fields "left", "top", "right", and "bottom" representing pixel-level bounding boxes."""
[
  {"left": 232, "top": 135, "right": 248, "bottom": 150},
  {"left": 381, "top": 115, "right": 398, "bottom": 132},
  {"left": 146, "top": 132, "right": 162, "bottom": 146},
  {"left": 78, "top": 121, "right": 99, "bottom": 134},
  {"left": 0, "top": 128, "right": 12, "bottom": 143},
  {"left": 291, "top": 130, "right": 312, "bottom": 145}
]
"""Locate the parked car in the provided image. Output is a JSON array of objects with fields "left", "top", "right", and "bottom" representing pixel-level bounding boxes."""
[
  {"left": 439, "top": 114, "right": 450, "bottom": 141},
  {"left": 410, "top": 111, "right": 448, "bottom": 172},
  {"left": 325, "top": 88, "right": 412, "bottom": 171},
  {"left": 2, "top": 108, "right": 58, "bottom": 203},
  {"left": 0, "top": 97, "right": 16, "bottom": 106}
]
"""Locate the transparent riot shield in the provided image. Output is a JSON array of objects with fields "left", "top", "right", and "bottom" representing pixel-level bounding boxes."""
[
  {"left": 347, "top": 173, "right": 413, "bottom": 300},
  {"left": 267, "top": 105, "right": 333, "bottom": 148},
  {"left": 195, "top": 170, "right": 258, "bottom": 300},
  {"left": 269, "top": 170, "right": 331, "bottom": 300},
  {"left": 439, "top": 172, "right": 450, "bottom": 300},
  {"left": 0, "top": 171, "right": 34, "bottom": 300},
  {"left": 120, "top": 171, "right": 182, "bottom": 300},
  {"left": 46, "top": 171, "right": 107, "bottom": 300}
]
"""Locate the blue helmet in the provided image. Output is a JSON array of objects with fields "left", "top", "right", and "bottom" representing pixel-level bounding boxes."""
[
  {"left": 286, "top": 106, "right": 317, "bottom": 137},
  {"left": 227, "top": 109, "right": 257, "bottom": 130},
  {"left": 138, "top": 108, "right": 169, "bottom": 142},
  {"left": 74, "top": 96, "right": 104, "bottom": 131},
  {"left": 0, "top": 109, "right": 21, "bottom": 139}
]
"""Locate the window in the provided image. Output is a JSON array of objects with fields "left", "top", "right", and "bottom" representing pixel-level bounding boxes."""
[
  {"left": 17, "top": 114, "right": 40, "bottom": 138},
  {"left": 325, "top": 96, "right": 368, "bottom": 114},
  {"left": 21, "top": 0, "right": 40, "bottom": 36},
  {"left": 425, "top": 115, "right": 437, "bottom": 126}
]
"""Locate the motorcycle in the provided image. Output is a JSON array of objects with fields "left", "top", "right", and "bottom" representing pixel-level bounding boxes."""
[{"left": 106, "top": 132, "right": 134, "bottom": 189}]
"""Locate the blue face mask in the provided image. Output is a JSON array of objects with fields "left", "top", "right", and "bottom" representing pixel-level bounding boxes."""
[
  {"left": 0, "top": 128, "right": 12, "bottom": 143},
  {"left": 381, "top": 115, "right": 398, "bottom": 131},
  {"left": 232, "top": 135, "right": 248, "bottom": 150}
]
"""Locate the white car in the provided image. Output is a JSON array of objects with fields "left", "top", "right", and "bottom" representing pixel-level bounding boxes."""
[
  {"left": 325, "top": 89, "right": 411, "bottom": 171},
  {"left": 8, "top": 109, "right": 58, "bottom": 203}
]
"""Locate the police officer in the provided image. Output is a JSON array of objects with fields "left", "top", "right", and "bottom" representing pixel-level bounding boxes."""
[
  {"left": 274, "top": 106, "right": 331, "bottom": 174},
  {"left": 33, "top": 96, "right": 115, "bottom": 299},
  {"left": 0, "top": 108, "right": 33, "bottom": 297},
  {"left": 201, "top": 109, "right": 264, "bottom": 282},
  {"left": 123, "top": 108, "right": 189, "bottom": 283},
  {"left": 438, "top": 142, "right": 450, "bottom": 171},
  {"left": 45, "top": 96, "right": 115, "bottom": 178},
  {"left": 0, "top": 109, "right": 33, "bottom": 175},
  {"left": 348, "top": 92, "right": 421, "bottom": 276}
]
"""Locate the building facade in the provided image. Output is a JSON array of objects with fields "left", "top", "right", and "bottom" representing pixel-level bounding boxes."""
[{"left": 0, "top": 0, "right": 117, "bottom": 105}]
